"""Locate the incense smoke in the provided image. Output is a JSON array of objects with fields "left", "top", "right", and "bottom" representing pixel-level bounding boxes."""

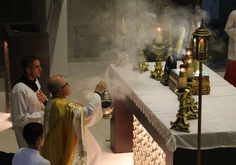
[{"left": 67, "top": 0, "right": 225, "bottom": 103}]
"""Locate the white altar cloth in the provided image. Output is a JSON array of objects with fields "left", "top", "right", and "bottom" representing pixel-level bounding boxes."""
[{"left": 106, "top": 62, "right": 236, "bottom": 152}]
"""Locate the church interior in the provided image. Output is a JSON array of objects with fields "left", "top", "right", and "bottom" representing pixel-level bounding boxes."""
[{"left": 0, "top": 0, "right": 235, "bottom": 164}]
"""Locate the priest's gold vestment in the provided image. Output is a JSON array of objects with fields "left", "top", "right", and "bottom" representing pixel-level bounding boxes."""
[{"left": 41, "top": 93, "right": 102, "bottom": 165}]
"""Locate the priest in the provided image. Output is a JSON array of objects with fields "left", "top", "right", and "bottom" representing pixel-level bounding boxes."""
[{"left": 41, "top": 75, "right": 106, "bottom": 165}]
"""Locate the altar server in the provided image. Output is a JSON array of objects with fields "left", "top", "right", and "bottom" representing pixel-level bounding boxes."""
[
  {"left": 12, "top": 122, "right": 50, "bottom": 165},
  {"left": 11, "top": 55, "right": 47, "bottom": 148},
  {"left": 41, "top": 75, "right": 106, "bottom": 165},
  {"left": 224, "top": 10, "right": 236, "bottom": 87}
]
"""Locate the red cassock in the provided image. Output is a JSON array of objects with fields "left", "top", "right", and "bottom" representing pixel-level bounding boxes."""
[{"left": 224, "top": 59, "right": 236, "bottom": 87}]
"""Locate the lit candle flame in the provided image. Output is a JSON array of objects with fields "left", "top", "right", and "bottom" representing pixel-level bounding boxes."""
[{"left": 180, "top": 67, "right": 186, "bottom": 72}]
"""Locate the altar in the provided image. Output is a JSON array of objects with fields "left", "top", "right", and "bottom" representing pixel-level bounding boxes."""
[{"left": 106, "top": 62, "right": 236, "bottom": 165}]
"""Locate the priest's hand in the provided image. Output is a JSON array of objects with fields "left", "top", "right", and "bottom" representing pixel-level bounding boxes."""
[
  {"left": 37, "top": 90, "right": 47, "bottom": 103},
  {"left": 75, "top": 102, "right": 83, "bottom": 107},
  {"left": 95, "top": 81, "right": 106, "bottom": 95}
]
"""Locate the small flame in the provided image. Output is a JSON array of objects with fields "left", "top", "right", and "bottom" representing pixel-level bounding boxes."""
[{"left": 180, "top": 67, "right": 186, "bottom": 72}]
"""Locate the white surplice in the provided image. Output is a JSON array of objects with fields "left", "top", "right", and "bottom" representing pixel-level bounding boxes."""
[
  {"left": 12, "top": 147, "right": 50, "bottom": 165},
  {"left": 10, "top": 79, "right": 45, "bottom": 148},
  {"left": 84, "top": 93, "right": 103, "bottom": 165},
  {"left": 225, "top": 10, "right": 236, "bottom": 61}
]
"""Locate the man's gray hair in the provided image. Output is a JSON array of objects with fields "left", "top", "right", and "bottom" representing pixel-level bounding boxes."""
[{"left": 47, "top": 75, "right": 63, "bottom": 95}]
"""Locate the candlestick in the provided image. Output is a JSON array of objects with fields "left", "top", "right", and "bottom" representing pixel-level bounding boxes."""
[
  {"left": 199, "top": 39, "right": 204, "bottom": 53},
  {"left": 170, "top": 88, "right": 190, "bottom": 133},
  {"left": 150, "top": 44, "right": 165, "bottom": 80},
  {"left": 186, "top": 79, "right": 198, "bottom": 119},
  {"left": 133, "top": 40, "right": 149, "bottom": 73},
  {"left": 191, "top": 19, "right": 212, "bottom": 165}
]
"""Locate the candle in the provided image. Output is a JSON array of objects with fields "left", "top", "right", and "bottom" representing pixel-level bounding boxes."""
[
  {"left": 179, "top": 78, "right": 187, "bottom": 89},
  {"left": 139, "top": 24, "right": 145, "bottom": 39},
  {"left": 179, "top": 66, "right": 187, "bottom": 89},
  {"left": 187, "top": 60, "right": 194, "bottom": 79},
  {"left": 189, "top": 37, "right": 193, "bottom": 49},
  {"left": 121, "top": 26, "right": 127, "bottom": 34},
  {"left": 156, "top": 36, "right": 163, "bottom": 43},
  {"left": 179, "top": 64, "right": 186, "bottom": 77},
  {"left": 156, "top": 27, "right": 163, "bottom": 43},
  {"left": 157, "top": 27, "right": 161, "bottom": 36},
  {"left": 169, "top": 24, "right": 172, "bottom": 45},
  {"left": 121, "top": 19, "right": 127, "bottom": 34},
  {"left": 200, "top": 39, "right": 204, "bottom": 53}
]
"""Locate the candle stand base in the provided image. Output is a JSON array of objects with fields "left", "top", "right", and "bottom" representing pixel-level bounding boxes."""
[
  {"left": 150, "top": 63, "right": 164, "bottom": 80},
  {"left": 186, "top": 79, "right": 198, "bottom": 119},
  {"left": 170, "top": 88, "right": 190, "bottom": 133},
  {"left": 115, "top": 57, "right": 128, "bottom": 67},
  {"left": 133, "top": 54, "right": 149, "bottom": 73},
  {"left": 133, "top": 40, "right": 149, "bottom": 73},
  {"left": 150, "top": 44, "right": 165, "bottom": 81}
]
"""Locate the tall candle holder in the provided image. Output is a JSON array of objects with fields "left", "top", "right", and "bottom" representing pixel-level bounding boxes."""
[
  {"left": 193, "top": 60, "right": 199, "bottom": 74},
  {"left": 185, "top": 48, "right": 198, "bottom": 119},
  {"left": 170, "top": 88, "right": 190, "bottom": 133},
  {"left": 170, "top": 66, "right": 190, "bottom": 133},
  {"left": 186, "top": 79, "right": 198, "bottom": 119},
  {"left": 191, "top": 18, "right": 212, "bottom": 165},
  {"left": 115, "top": 34, "right": 129, "bottom": 67},
  {"left": 133, "top": 40, "right": 149, "bottom": 73},
  {"left": 115, "top": 18, "right": 129, "bottom": 67},
  {"left": 191, "top": 38, "right": 200, "bottom": 74},
  {"left": 150, "top": 44, "right": 165, "bottom": 80}
]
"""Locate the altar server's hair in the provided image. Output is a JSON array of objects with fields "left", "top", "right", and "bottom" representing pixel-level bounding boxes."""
[
  {"left": 21, "top": 55, "right": 39, "bottom": 72},
  {"left": 23, "top": 122, "right": 44, "bottom": 145}
]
